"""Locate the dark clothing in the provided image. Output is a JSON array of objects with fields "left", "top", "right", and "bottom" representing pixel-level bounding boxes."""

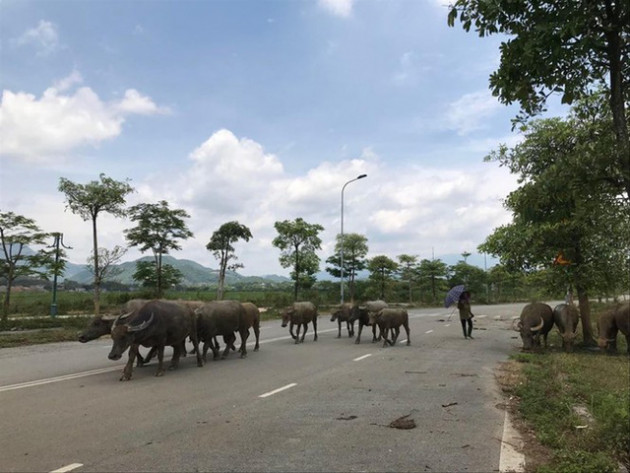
[{"left": 457, "top": 294, "right": 474, "bottom": 338}]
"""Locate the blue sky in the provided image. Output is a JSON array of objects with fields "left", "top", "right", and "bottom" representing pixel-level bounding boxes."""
[{"left": 0, "top": 0, "right": 567, "bottom": 276}]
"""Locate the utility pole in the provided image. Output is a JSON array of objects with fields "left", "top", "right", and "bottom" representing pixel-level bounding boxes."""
[{"left": 49, "top": 233, "right": 72, "bottom": 317}]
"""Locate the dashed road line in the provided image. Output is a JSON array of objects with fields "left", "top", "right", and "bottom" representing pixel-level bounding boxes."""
[
  {"left": 50, "top": 463, "right": 83, "bottom": 473},
  {"left": 425, "top": 330, "right": 434, "bottom": 334},
  {"left": 499, "top": 411, "right": 525, "bottom": 472},
  {"left": 353, "top": 354, "right": 372, "bottom": 361},
  {"left": 259, "top": 383, "right": 297, "bottom": 398}
]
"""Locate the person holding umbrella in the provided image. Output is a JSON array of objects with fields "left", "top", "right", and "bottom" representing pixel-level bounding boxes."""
[{"left": 458, "top": 290, "right": 475, "bottom": 339}]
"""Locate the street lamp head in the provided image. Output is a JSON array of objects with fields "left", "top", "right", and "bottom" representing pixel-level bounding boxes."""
[{"left": 357, "top": 174, "right": 367, "bottom": 179}]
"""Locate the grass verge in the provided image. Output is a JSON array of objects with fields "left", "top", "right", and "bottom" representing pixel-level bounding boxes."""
[{"left": 500, "top": 316, "right": 629, "bottom": 473}]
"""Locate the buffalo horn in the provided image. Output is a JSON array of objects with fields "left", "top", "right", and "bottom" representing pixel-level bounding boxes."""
[
  {"left": 101, "top": 314, "right": 118, "bottom": 322},
  {"left": 111, "top": 312, "right": 130, "bottom": 331},
  {"left": 511, "top": 318, "right": 521, "bottom": 332},
  {"left": 530, "top": 317, "right": 544, "bottom": 332},
  {"left": 128, "top": 312, "right": 155, "bottom": 332}
]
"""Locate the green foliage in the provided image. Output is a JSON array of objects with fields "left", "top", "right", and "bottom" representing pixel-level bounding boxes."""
[
  {"left": 0, "top": 211, "right": 55, "bottom": 320},
  {"left": 272, "top": 217, "right": 324, "bottom": 301},
  {"left": 132, "top": 261, "right": 183, "bottom": 296},
  {"left": 206, "top": 221, "right": 252, "bottom": 300},
  {"left": 125, "top": 200, "right": 193, "bottom": 297},
  {"left": 326, "top": 233, "right": 368, "bottom": 302},
  {"left": 367, "top": 255, "right": 399, "bottom": 300}
]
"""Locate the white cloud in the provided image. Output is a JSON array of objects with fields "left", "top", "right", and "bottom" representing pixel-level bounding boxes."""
[
  {"left": 13, "top": 20, "right": 60, "bottom": 56},
  {"left": 0, "top": 73, "right": 169, "bottom": 162},
  {"left": 445, "top": 90, "right": 503, "bottom": 135},
  {"left": 318, "top": 0, "right": 354, "bottom": 17}
]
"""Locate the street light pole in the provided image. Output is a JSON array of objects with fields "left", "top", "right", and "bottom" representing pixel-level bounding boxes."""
[
  {"left": 340, "top": 173, "right": 367, "bottom": 305},
  {"left": 49, "top": 233, "right": 72, "bottom": 317}
]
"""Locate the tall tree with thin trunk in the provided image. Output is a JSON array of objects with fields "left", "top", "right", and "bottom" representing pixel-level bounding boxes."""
[
  {"left": 58, "top": 174, "right": 133, "bottom": 316},
  {"left": 367, "top": 255, "right": 399, "bottom": 300},
  {"left": 272, "top": 218, "right": 324, "bottom": 302},
  {"left": 326, "top": 233, "right": 369, "bottom": 303},
  {"left": 124, "top": 200, "right": 193, "bottom": 298},
  {"left": 397, "top": 254, "right": 419, "bottom": 303},
  {"left": 206, "top": 221, "right": 252, "bottom": 300}
]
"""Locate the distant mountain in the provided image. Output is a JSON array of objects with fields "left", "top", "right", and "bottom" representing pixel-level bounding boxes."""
[{"left": 63, "top": 255, "right": 290, "bottom": 287}]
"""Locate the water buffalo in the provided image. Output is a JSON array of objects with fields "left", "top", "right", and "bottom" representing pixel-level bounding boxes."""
[
  {"left": 553, "top": 303, "right": 580, "bottom": 352},
  {"left": 369, "top": 308, "right": 410, "bottom": 347},
  {"left": 281, "top": 301, "right": 318, "bottom": 344},
  {"left": 108, "top": 299, "right": 202, "bottom": 381},
  {"left": 221, "top": 302, "right": 261, "bottom": 355},
  {"left": 195, "top": 300, "right": 249, "bottom": 361},
  {"left": 330, "top": 303, "right": 356, "bottom": 338},
  {"left": 517, "top": 302, "right": 554, "bottom": 350},
  {"left": 597, "top": 302, "right": 630, "bottom": 355},
  {"left": 78, "top": 299, "right": 151, "bottom": 366},
  {"left": 348, "top": 306, "right": 379, "bottom": 344}
]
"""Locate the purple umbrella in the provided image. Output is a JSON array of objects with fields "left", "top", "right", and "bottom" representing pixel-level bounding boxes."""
[{"left": 444, "top": 285, "right": 466, "bottom": 308}]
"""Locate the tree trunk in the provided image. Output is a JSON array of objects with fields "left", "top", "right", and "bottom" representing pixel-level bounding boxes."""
[
  {"left": 603, "top": 0, "right": 630, "bottom": 199},
  {"left": 156, "top": 252, "right": 163, "bottom": 298},
  {"left": 293, "top": 245, "right": 300, "bottom": 302},
  {"left": 2, "top": 267, "right": 14, "bottom": 322},
  {"left": 217, "top": 252, "right": 227, "bottom": 301},
  {"left": 576, "top": 282, "right": 597, "bottom": 347},
  {"left": 91, "top": 216, "right": 100, "bottom": 316}
]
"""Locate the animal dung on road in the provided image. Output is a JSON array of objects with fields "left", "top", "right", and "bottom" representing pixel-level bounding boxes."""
[{"left": 389, "top": 414, "right": 416, "bottom": 429}]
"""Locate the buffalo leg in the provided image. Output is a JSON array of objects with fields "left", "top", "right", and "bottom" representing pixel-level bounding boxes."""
[
  {"left": 403, "top": 322, "right": 411, "bottom": 345},
  {"left": 289, "top": 322, "right": 297, "bottom": 340},
  {"left": 169, "top": 343, "right": 182, "bottom": 370},
  {"left": 294, "top": 324, "right": 302, "bottom": 344},
  {"left": 300, "top": 323, "right": 309, "bottom": 343},
  {"left": 347, "top": 320, "right": 354, "bottom": 338},
  {"left": 371, "top": 323, "right": 378, "bottom": 343},
  {"left": 253, "top": 319, "right": 260, "bottom": 351},
  {"left": 355, "top": 322, "right": 364, "bottom": 344},
  {"left": 312, "top": 317, "right": 318, "bottom": 342},
  {"left": 239, "top": 329, "right": 250, "bottom": 358},
  {"left": 121, "top": 344, "right": 139, "bottom": 381},
  {"left": 155, "top": 345, "right": 166, "bottom": 377},
  {"left": 336, "top": 320, "right": 342, "bottom": 338}
]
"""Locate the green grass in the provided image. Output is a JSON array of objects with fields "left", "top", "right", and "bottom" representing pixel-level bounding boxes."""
[{"left": 511, "top": 306, "right": 630, "bottom": 472}]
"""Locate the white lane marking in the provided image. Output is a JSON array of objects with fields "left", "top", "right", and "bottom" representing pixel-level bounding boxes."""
[
  {"left": 353, "top": 354, "right": 372, "bottom": 362},
  {"left": 445, "top": 324, "right": 451, "bottom": 327},
  {"left": 398, "top": 339, "right": 408, "bottom": 344},
  {"left": 425, "top": 330, "right": 434, "bottom": 334},
  {"left": 476, "top": 314, "right": 487, "bottom": 319},
  {"left": 259, "top": 383, "right": 297, "bottom": 398},
  {"left": 50, "top": 463, "right": 83, "bottom": 473},
  {"left": 499, "top": 411, "right": 525, "bottom": 472},
  {"left": 0, "top": 367, "right": 122, "bottom": 393}
]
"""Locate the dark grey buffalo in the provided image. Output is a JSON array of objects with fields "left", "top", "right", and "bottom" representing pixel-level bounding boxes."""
[
  {"left": 368, "top": 308, "right": 410, "bottom": 347},
  {"left": 79, "top": 299, "right": 151, "bottom": 366},
  {"left": 195, "top": 300, "right": 249, "bottom": 361},
  {"left": 219, "top": 302, "right": 261, "bottom": 356},
  {"left": 517, "top": 302, "right": 554, "bottom": 350},
  {"left": 281, "top": 302, "right": 318, "bottom": 344},
  {"left": 552, "top": 303, "right": 580, "bottom": 352},
  {"left": 348, "top": 306, "right": 379, "bottom": 344},
  {"left": 597, "top": 302, "right": 630, "bottom": 355},
  {"left": 330, "top": 303, "right": 356, "bottom": 338},
  {"left": 108, "top": 300, "right": 202, "bottom": 381}
]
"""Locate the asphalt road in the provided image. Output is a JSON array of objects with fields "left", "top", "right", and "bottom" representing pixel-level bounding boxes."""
[{"left": 0, "top": 302, "right": 533, "bottom": 473}]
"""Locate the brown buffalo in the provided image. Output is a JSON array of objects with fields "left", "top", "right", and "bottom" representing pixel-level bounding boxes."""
[
  {"left": 330, "top": 303, "right": 356, "bottom": 338},
  {"left": 552, "top": 303, "right": 580, "bottom": 352},
  {"left": 195, "top": 300, "right": 249, "bottom": 361},
  {"left": 517, "top": 302, "right": 554, "bottom": 350},
  {"left": 281, "top": 302, "right": 318, "bottom": 344},
  {"left": 369, "top": 308, "right": 410, "bottom": 347},
  {"left": 597, "top": 302, "right": 629, "bottom": 355}
]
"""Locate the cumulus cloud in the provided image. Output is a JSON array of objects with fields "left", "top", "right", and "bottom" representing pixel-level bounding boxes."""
[
  {"left": 445, "top": 90, "right": 503, "bottom": 135},
  {"left": 318, "top": 0, "right": 354, "bottom": 17},
  {"left": 0, "top": 72, "right": 169, "bottom": 162},
  {"left": 13, "top": 20, "right": 60, "bottom": 56}
]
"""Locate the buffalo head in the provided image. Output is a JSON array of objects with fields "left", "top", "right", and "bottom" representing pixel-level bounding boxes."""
[{"left": 108, "top": 313, "right": 154, "bottom": 360}]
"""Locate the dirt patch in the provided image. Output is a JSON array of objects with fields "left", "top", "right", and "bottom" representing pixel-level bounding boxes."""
[
  {"left": 495, "top": 361, "right": 554, "bottom": 473},
  {"left": 389, "top": 413, "right": 416, "bottom": 430}
]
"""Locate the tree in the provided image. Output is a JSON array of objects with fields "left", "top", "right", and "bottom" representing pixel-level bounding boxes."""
[
  {"left": 448, "top": 260, "right": 488, "bottom": 301},
  {"left": 206, "top": 221, "right": 252, "bottom": 300},
  {"left": 397, "top": 254, "right": 419, "bottom": 303},
  {"left": 272, "top": 218, "right": 324, "bottom": 301},
  {"left": 58, "top": 173, "right": 134, "bottom": 315},
  {"left": 479, "top": 101, "right": 630, "bottom": 345},
  {"left": 132, "top": 260, "right": 183, "bottom": 291},
  {"left": 0, "top": 212, "right": 54, "bottom": 320},
  {"left": 86, "top": 245, "right": 127, "bottom": 284},
  {"left": 326, "top": 233, "right": 369, "bottom": 303},
  {"left": 417, "top": 258, "right": 449, "bottom": 304},
  {"left": 367, "top": 255, "right": 399, "bottom": 300},
  {"left": 448, "top": 0, "right": 630, "bottom": 198},
  {"left": 124, "top": 201, "right": 193, "bottom": 298}
]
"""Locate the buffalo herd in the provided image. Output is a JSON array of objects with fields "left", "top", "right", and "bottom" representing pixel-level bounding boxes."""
[
  {"left": 79, "top": 297, "right": 629, "bottom": 381},
  {"left": 514, "top": 300, "right": 629, "bottom": 354}
]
